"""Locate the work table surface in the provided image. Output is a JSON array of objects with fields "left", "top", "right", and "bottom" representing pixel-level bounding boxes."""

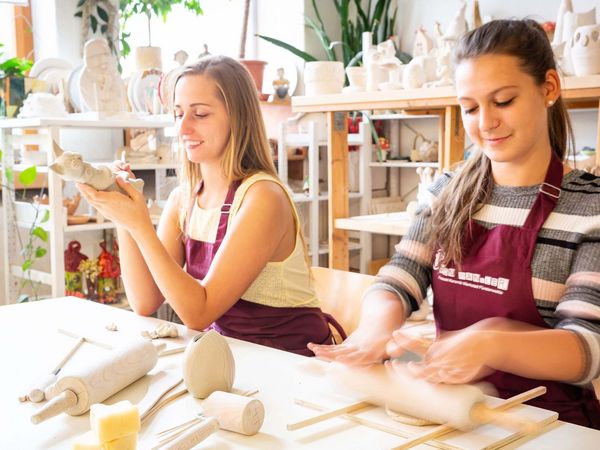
[{"left": 1, "top": 298, "right": 599, "bottom": 449}]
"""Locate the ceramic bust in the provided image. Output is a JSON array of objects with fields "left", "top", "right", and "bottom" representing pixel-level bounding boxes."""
[
  {"left": 79, "top": 38, "right": 124, "bottom": 114},
  {"left": 173, "top": 50, "right": 189, "bottom": 67}
]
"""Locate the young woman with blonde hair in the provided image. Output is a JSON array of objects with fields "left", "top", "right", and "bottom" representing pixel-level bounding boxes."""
[
  {"left": 78, "top": 55, "right": 343, "bottom": 355},
  {"left": 310, "top": 20, "right": 600, "bottom": 427}
]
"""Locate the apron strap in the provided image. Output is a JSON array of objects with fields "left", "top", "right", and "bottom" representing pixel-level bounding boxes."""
[
  {"left": 214, "top": 180, "right": 241, "bottom": 243},
  {"left": 522, "top": 152, "right": 563, "bottom": 232}
]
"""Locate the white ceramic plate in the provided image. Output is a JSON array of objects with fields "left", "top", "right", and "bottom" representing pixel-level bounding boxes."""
[
  {"left": 30, "top": 57, "right": 72, "bottom": 78},
  {"left": 67, "top": 65, "right": 83, "bottom": 112}
]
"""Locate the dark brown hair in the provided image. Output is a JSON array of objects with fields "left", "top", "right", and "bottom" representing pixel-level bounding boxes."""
[{"left": 430, "top": 19, "right": 574, "bottom": 265}]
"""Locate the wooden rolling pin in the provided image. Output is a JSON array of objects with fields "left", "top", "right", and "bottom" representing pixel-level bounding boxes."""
[
  {"left": 328, "top": 362, "right": 534, "bottom": 431},
  {"left": 31, "top": 338, "right": 158, "bottom": 424},
  {"left": 156, "top": 391, "right": 265, "bottom": 450}
]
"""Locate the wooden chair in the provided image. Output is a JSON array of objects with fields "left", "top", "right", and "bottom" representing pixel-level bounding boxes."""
[{"left": 312, "top": 266, "right": 377, "bottom": 342}]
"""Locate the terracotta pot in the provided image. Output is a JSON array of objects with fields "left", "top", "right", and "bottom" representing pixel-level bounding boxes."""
[{"left": 239, "top": 59, "right": 267, "bottom": 94}]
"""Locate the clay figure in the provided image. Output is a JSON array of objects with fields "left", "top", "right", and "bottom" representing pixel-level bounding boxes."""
[{"left": 49, "top": 141, "right": 144, "bottom": 193}]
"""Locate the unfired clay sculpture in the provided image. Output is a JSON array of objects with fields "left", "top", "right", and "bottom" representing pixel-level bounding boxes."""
[
  {"left": 183, "top": 330, "right": 235, "bottom": 399},
  {"left": 49, "top": 141, "right": 144, "bottom": 193},
  {"left": 141, "top": 323, "right": 179, "bottom": 340}
]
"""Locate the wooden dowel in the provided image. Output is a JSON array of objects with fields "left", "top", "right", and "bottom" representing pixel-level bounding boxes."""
[
  {"left": 295, "top": 398, "right": 413, "bottom": 438},
  {"left": 158, "top": 345, "right": 187, "bottom": 357},
  {"left": 287, "top": 401, "right": 372, "bottom": 431},
  {"left": 51, "top": 336, "right": 85, "bottom": 374},
  {"left": 57, "top": 328, "right": 113, "bottom": 350},
  {"left": 391, "top": 386, "right": 547, "bottom": 450}
]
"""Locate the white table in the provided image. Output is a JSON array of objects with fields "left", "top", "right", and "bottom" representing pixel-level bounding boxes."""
[{"left": 1, "top": 298, "right": 599, "bottom": 449}]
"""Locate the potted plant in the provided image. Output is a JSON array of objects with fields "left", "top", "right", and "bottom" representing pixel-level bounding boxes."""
[
  {"left": 257, "top": 0, "right": 410, "bottom": 69},
  {"left": 0, "top": 43, "right": 35, "bottom": 118},
  {"left": 75, "top": 0, "right": 203, "bottom": 69},
  {"left": 0, "top": 150, "right": 49, "bottom": 302},
  {"left": 238, "top": 0, "right": 267, "bottom": 97}
]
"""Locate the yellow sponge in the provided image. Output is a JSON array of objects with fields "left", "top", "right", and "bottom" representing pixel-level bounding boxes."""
[
  {"left": 90, "top": 401, "right": 140, "bottom": 444},
  {"left": 72, "top": 430, "right": 137, "bottom": 450}
]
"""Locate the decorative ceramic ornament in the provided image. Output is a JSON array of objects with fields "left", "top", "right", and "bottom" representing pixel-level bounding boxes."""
[
  {"left": 17, "top": 92, "right": 68, "bottom": 118},
  {"left": 562, "top": 8, "right": 596, "bottom": 45},
  {"left": 413, "top": 27, "right": 434, "bottom": 58},
  {"left": 344, "top": 66, "right": 367, "bottom": 92},
  {"left": 571, "top": 24, "right": 600, "bottom": 76},
  {"left": 553, "top": 0, "right": 573, "bottom": 46},
  {"left": 183, "top": 330, "right": 235, "bottom": 399}
]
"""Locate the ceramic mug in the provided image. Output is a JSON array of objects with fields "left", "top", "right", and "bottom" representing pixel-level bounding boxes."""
[{"left": 304, "top": 61, "right": 344, "bottom": 95}]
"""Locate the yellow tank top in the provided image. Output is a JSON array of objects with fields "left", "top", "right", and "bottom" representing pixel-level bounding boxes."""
[{"left": 186, "top": 172, "right": 320, "bottom": 308}]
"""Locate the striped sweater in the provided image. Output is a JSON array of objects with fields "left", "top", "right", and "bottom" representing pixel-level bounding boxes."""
[{"left": 371, "top": 169, "right": 600, "bottom": 385}]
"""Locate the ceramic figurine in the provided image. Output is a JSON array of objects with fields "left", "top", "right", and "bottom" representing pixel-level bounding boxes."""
[
  {"left": 413, "top": 27, "right": 434, "bottom": 58},
  {"left": 377, "top": 39, "right": 404, "bottom": 91},
  {"left": 49, "top": 141, "right": 144, "bottom": 193},
  {"left": 553, "top": 0, "right": 573, "bottom": 46},
  {"left": 268, "top": 67, "right": 290, "bottom": 103},
  {"left": 571, "top": 24, "right": 600, "bottom": 76},
  {"left": 78, "top": 38, "right": 124, "bottom": 114},
  {"left": 443, "top": 0, "right": 467, "bottom": 42},
  {"left": 173, "top": 50, "right": 189, "bottom": 67}
]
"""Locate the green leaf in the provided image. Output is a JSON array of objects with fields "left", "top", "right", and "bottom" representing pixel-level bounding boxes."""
[
  {"left": 5, "top": 167, "right": 13, "bottom": 183},
  {"left": 32, "top": 226, "right": 48, "bottom": 242},
  {"left": 22, "top": 259, "right": 32, "bottom": 272},
  {"left": 18, "top": 165, "right": 37, "bottom": 186},
  {"left": 74, "top": 11, "right": 83, "bottom": 18},
  {"left": 101, "top": 24, "right": 108, "bottom": 34},
  {"left": 40, "top": 209, "right": 50, "bottom": 223},
  {"left": 97, "top": 6, "right": 109, "bottom": 22},
  {"left": 256, "top": 35, "right": 318, "bottom": 62},
  {"left": 91, "top": 15, "right": 98, "bottom": 33},
  {"left": 0, "top": 149, "right": 3, "bottom": 160},
  {"left": 77, "top": 0, "right": 86, "bottom": 7},
  {"left": 305, "top": 16, "right": 336, "bottom": 61},
  {"left": 35, "top": 247, "right": 47, "bottom": 258}
]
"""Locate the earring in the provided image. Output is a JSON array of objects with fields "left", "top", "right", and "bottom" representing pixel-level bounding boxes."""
[{"left": 547, "top": 100, "right": 554, "bottom": 106}]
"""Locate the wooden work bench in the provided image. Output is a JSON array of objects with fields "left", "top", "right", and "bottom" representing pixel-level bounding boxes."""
[
  {"left": 1, "top": 298, "right": 599, "bottom": 449},
  {"left": 292, "top": 75, "right": 600, "bottom": 270}
]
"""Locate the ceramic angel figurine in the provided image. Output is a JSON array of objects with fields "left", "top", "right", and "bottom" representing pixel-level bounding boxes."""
[{"left": 49, "top": 141, "right": 144, "bottom": 193}]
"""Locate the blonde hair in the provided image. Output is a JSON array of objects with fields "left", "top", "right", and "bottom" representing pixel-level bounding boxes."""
[
  {"left": 429, "top": 19, "right": 574, "bottom": 266},
  {"left": 163, "top": 56, "right": 312, "bottom": 269},
  {"left": 163, "top": 55, "right": 277, "bottom": 205}
]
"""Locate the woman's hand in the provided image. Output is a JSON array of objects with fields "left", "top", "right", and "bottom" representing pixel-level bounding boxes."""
[
  {"left": 76, "top": 177, "right": 153, "bottom": 235},
  {"left": 110, "top": 159, "right": 135, "bottom": 179},
  {"left": 399, "top": 326, "right": 498, "bottom": 384},
  {"left": 308, "top": 326, "right": 394, "bottom": 365}
]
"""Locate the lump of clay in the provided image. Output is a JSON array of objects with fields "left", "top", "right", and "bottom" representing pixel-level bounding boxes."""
[
  {"left": 183, "top": 330, "right": 235, "bottom": 399},
  {"left": 140, "top": 323, "right": 178, "bottom": 340}
]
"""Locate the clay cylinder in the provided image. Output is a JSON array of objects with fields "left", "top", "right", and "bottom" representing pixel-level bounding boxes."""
[{"left": 203, "top": 391, "right": 265, "bottom": 435}]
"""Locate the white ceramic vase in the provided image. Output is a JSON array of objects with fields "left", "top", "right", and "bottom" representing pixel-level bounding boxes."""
[
  {"left": 304, "top": 61, "right": 344, "bottom": 96},
  {"left": 571, "top": 24, "right": 600, "bottom": 76}
]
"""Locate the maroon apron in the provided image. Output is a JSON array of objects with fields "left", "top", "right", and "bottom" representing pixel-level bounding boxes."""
[
  {"left": 432, "top": 154, "right": 600, "bottom": 429},
  {"left": 184, "top": 180, "right": 345, "bottom": 356}
]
